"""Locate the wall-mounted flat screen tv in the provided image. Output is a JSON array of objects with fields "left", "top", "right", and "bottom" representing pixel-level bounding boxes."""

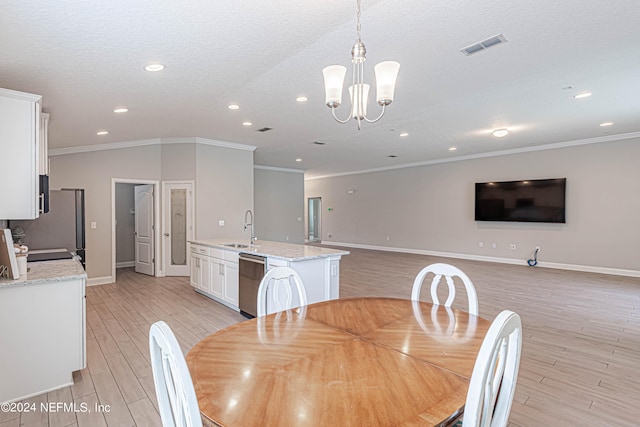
[{"left": 475, "top": 178, "right": 566, "bottom": 223}]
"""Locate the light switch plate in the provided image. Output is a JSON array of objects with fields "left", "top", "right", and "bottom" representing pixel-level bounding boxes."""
[{"left": 218, "top": 220, "right": 225, "bottom": 226}]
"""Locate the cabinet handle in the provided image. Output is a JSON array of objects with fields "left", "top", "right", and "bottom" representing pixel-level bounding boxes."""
[
  {"left": 164, "top": 233, "right": 170, "bottom": 237},
  {"left": 39, "top": 193, "right": 44, "bottom": 213}
]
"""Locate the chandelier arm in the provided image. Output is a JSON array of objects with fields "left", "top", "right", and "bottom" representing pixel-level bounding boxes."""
[
  {"left": 362, "top": 104, "right": 386, "bottom": 123},
  {"left": 330, "top": 107, "right": 352, "bottom": 124}
]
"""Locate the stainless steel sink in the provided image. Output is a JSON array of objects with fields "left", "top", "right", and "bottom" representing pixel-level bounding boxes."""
[{"left": 223, "top": 243, "right": 251, "bottom": 248}]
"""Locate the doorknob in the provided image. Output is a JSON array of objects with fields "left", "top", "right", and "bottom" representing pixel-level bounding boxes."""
[{"left": 164, "top": 233, "right": 170, "bottom": 237}]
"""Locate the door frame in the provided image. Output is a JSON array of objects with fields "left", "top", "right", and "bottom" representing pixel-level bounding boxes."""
[
  {"left": 307, "top": 197, "right": 322, "bottom": 242},
  {"left": 111, "top": 178, "right": 161, "bottom": 281},
  {"left": 161, "top": 180, "right": 195, "bottom": 276}
]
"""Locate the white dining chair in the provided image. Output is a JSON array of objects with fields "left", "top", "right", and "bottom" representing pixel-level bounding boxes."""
[
  {"left": 462, "top": 310, "right": 522, "bottom": 427},
  {"left": 149, "top": 321, "right": 203, "bottom": 427},
  {"left": 257, "top": 266, "right": 308, "bottom": 317},
  {"left": 411, "top": 263, "right": 479, "bottom": 316}
]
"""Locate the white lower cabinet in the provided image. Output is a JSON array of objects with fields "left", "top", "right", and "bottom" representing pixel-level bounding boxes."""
[
  {"left": 189, "top": 244, "right": 239, "bottom": 311},
  {"left": 224, "top": 261, "right": 239, "bottom": 306},
  {"left": 0, "top": 277, "right": 86, "bottom": 402}
]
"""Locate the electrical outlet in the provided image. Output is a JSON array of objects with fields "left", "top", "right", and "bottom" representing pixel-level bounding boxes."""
[
  {"left": 536, "top": 246, "right": 541, "bottom": 252},
  {"left": 509, "top": 244, "right": 516, "bottom": 250},
  {"left": 218, "top": 220, "right": 225, "bottom": 226},
  {"left": 491, "top": 242, "right": 497, "bottom": 249},
  {"left": 386, "top": 236, "right": 390, "bottom": 241},
  {"left": 479, "top": 241, "right": 484, "bottom": 248},
  {"left": 90, "top": 222, "right": 97, "bottom": 229}
]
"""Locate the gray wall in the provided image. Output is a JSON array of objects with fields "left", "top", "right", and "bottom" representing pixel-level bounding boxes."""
[
  {"left": 50, "top": 145, "right": 162, "bottom": 279},
  {"left": 115, "top": 183, "right": 136, "bottom": 264},
  {"left": 194, "top": 143, "right": 254, "bottom": 239},
  {"left": 254, "top": 167, "right": 305, "bottom": 244},
  {"left": 305, "top": 138, "right": 640, "bottom": 273},
  {"left": 50, "top": 142, "right": 254, "bottom": 280}
]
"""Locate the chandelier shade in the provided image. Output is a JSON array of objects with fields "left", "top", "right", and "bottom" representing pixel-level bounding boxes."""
[
  {"left": 322, "top": 65, "right": 347, "bottom": 107},
  {"left": 374, "top": 61, "right": 400, "bottom": 105},
  {"left": 348, "top": 84, "right": 370, "bottom": 119}
]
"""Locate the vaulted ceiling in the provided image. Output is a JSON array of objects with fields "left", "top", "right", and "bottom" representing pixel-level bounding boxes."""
[{"left": 2, "top": 0, "right": 639, "bottom": 178}]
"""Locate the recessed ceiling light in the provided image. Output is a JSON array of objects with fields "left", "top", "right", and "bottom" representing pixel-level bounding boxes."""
[
  {"left": 242, "top": 121, "right": 253, "bottom": 126},
  {"left": 228, "top": 104, "right": 240, "bottom": 110},
  {"left": 114, "top": 108, "right": 128, "bottom": 113},
  {"left": 296, "top": 96, "right": 308, "bottom": 103},
  {"left": 574, "top": 92, "right": 592, "bottom": 99},
  {"left": 492, "top": 128, "right": 509, "bottom": 138},
  {"left": 295, "top": 158, "right": 303, "bottom": 162},
  {"left": 96, "top": 130, "right": 109, "bottom": 136},
  {"left": 144, "top": 63, "right": 165, "bottom": 72},
  {"left": 399, "top": 132, "right": 409, "bottom": 137},
  {"left": 449, "top": 147, "right": 457, "bottom": 151},
  {"left": 599, "top": 122, "right": 613, "bottom": 127}
]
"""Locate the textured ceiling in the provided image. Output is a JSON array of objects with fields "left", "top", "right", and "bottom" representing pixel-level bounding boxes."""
[{"left": 2, "top": 0, "right": 639, "bottom": 178}]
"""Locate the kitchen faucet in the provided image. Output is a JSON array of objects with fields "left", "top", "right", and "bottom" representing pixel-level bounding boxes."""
[{"left": 244, "top": 209, "right": 255, "bottom": 245}]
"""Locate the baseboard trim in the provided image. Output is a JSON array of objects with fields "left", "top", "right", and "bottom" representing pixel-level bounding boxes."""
[
  {"left": 322, "top": 241, "right": 640, "bottom": 278},
  {"left": 87, "top": 276, "right": 114, "bottom": 286},
  {"left": 116, "top": 261, "right": 135, "bottom": 269}
]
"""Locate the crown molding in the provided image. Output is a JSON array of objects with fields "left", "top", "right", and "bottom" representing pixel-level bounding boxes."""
[
  {"left": 304, "top": 131, "right": 640, "bottom": 181},
  {"left": 254, "top": 165, "right": 305, "bottom": 174},
  {"left": 49, "top": 137, "right": 257, "bottom": 156},
  {"left": 49, "top": 139, "right": 159, "bottom": 156}
]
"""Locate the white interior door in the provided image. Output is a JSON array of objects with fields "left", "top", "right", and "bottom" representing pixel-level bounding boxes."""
[
  {"left": 163, "top": 182, "right": 193, "bottom": 276},
  {"left": 134, "top": 184, "right": 155, "bottom": 276}
]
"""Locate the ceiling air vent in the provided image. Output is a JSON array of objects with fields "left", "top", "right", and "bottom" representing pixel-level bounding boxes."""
[
  {"left": 460, "top": 34, "right": 507, "bottom": 56},
  {"left": 313, "top": 141, "right": 326, "bottom": 145},
  {"left": 257, "top": 127, "right": 273, "bottom": 132}
]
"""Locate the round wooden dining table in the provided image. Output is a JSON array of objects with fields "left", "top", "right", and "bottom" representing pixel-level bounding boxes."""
[{"left": 186, "top": 297, "right": 491, "bottom": 427}]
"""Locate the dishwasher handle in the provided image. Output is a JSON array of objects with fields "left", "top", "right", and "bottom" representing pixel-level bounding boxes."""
[{"left": 239, "top": 253, "right": 266, "bottom": 264}]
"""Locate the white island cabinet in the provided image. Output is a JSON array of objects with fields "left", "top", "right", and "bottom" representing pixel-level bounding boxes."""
[
  {"left": 189, "top": 239, "right": 349, "bottom": 311},
  {"left": 0, "top": 259, "right": 86, "bottom": 403},
  {"left": 189, "top": 244, "right": 240, "bottom": 310}
]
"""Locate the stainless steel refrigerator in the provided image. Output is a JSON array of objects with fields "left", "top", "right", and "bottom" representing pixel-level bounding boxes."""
[{"left": 9, "top": 189, "right": 85, "bottom": 268}]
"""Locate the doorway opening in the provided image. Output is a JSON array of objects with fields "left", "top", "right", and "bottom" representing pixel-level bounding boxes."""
[
  {"left": 111, "top": 178, "right": 161, "bottom": 282},
  {"left": 307, "top": 197, "right": 322, "bottom": 242}
]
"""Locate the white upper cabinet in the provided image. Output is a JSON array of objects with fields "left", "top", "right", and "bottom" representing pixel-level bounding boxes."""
[{"left": 0, "top": 88, "right": 42, "bottom": 219}]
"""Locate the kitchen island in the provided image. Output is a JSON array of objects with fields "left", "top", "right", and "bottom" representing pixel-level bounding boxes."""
[
  {"left": 0, "top": 259, "right": 86, "bottom": 403},
  {"left": 189, "top": 239, "right": 349, "bottom": 314}
]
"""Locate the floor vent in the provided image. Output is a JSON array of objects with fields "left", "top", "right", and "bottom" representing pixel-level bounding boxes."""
[
  {"left": 257, "top": 127, "right": 273, "bottom": 132},
  {"left": 460, "top": 34, "right": 507, "bottom": 56}
]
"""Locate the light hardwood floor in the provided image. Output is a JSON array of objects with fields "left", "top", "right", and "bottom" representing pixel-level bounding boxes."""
[{"left": 1, "top": 247, "right": 638, "bottom": 426}]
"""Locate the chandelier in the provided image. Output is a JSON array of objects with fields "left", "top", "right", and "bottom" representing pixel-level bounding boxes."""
[{"left": 322, "top": 0, "right": 400, "bottom": 130}]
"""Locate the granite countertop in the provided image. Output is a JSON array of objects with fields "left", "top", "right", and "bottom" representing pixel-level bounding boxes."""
[
  {"left": 190, "top": 239, "right": 349, "bottom": 261},
  {"left": 0, "top": 259, "right": 87, "bottom": 289}
]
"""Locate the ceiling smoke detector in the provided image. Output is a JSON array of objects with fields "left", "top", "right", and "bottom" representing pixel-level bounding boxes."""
[{"left": 460, "top": 34, "right": 508, "bottom": 56}]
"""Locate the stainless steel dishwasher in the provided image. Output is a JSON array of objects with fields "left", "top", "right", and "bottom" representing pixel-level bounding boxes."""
[{"left": 238, "top": 253, "right": 266, "bottom": 318}]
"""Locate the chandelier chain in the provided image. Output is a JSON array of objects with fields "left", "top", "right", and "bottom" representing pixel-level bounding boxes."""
[{"left": 356, "top": 0, "right": 362, "bottom": 40}]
